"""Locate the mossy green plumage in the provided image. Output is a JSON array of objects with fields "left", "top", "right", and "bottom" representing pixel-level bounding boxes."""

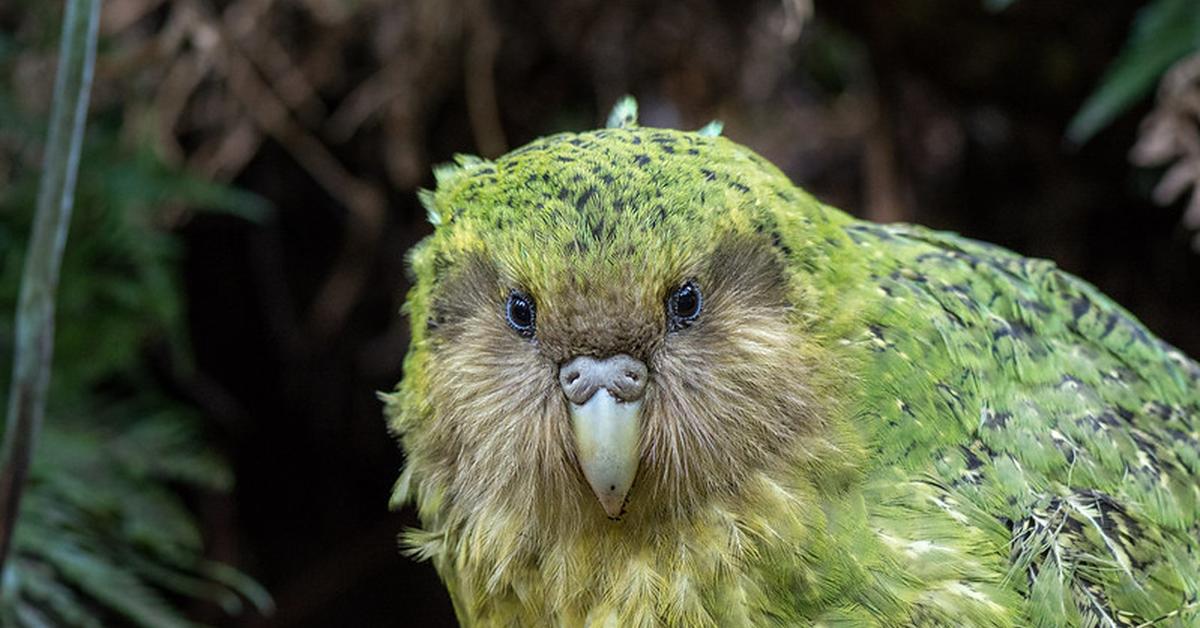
[{"left": 387, "top": 102, "right": 1200, "bottom": 626}]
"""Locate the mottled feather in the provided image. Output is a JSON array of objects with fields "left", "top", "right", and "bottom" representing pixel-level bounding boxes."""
[{"left": 387, "top": 104, "right": 1200, "bottom": 626}]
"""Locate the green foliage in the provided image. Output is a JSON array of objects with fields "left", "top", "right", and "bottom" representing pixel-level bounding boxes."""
[
  {"left": 1068, "top": 0, "right": 1200, "bottom": 144},
  {"left": 0, "top": 126, "right": 268, "bottom": 395},
  {"left": 0, "top": 11, "right": 272, "bottom": 627},
  {"left": 2, "top": 403, "right": 271, "bottom": 627}
]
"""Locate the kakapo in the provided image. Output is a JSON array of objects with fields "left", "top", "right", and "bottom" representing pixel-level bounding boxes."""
[{"left": 384, "top": 98, "right": 1200, "bottom": 626}]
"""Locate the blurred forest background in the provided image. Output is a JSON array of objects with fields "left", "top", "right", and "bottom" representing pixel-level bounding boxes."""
[{"left": 2, "top": 0, "right": 1199, "bottom": 625}]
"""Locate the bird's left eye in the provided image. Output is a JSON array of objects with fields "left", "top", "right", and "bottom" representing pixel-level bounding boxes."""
[
  {"left": 667, "top": 281, "right": 703, "bottom": 331},
  {"left": 506, "top": 291, "right": 536, "bottom": 338}
]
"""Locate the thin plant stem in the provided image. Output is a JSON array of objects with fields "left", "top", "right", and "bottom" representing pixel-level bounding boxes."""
[{"left": 0, "top": 0, "right": 102, "bottom": 572}]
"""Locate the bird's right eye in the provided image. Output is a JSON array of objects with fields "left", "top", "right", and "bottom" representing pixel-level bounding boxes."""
[{"left": 506, "top": 291, "right": 536, "bottom": 338}]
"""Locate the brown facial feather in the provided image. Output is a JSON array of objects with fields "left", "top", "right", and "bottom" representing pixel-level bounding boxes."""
[
  {"left": 639, "top": 235, "right": 821, "bottom": 517},
  {"left": 418, "top": 230, "right": 823, "bottom": 533}
]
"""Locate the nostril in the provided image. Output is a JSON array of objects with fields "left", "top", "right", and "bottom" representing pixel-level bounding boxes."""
[{"left": 560, "top": 354, "right": 647, "bottom": 404}]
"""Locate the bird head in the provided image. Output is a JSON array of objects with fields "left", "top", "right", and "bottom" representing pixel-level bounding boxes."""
[{"left": 389, "top": 102, "right": 858, "bottom": 537}]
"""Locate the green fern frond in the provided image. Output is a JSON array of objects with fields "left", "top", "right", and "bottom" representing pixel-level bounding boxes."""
[
  {"left": 6, "top": 411, "right": 272, "bottom": 627},
  {"left": 0, "top": 8, "right": 272, "bottom": 623}
]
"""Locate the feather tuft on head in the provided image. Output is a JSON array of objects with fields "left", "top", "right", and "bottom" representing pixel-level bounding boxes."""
[
  {"left": 417, "top": 189, "right": 440, "bottom": 226},
  {"left": 696, "top": 120, "right": 724, "bottom": 137},
  {"left": 606, "top": 95, "right": 639, "bottom": 129}
]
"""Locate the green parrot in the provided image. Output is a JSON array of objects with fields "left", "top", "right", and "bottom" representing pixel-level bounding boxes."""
[{"left": 385, "top": 98, "right": 1200, "bottom": 626}]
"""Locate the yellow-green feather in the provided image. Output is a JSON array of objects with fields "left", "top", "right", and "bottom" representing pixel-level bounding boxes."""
[{"left": 389, "top": 108, "right": 1200, "bottom": 625}]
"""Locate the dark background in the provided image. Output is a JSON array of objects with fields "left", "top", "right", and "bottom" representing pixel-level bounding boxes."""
[{"left": 9, "top": 0, "right": 1200, "bottom": 625}]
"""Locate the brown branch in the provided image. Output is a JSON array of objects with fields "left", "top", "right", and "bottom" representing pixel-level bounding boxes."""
[
  {"left": 325, "top": 61, "right": 409, "bottom": 142},
  {"left": 188, "top": 117, "right": 263, "bottom": 181},
  {"left": 222, "top": 0, "right": 329, "bottom": 126},
  {"left": 100, "top": 0, "right": 163, "bottom": 34},
  {"left": 154, "top": 50, "right": 216, "bottom": 164},
  {"left": 186, "top": 0, "right": 387, "bottom": 343},
  {"left": 1130, "top": 52, "right": 1200, "bottom": 249},
  {"left": 464, "top": 0, "right": 507, "bottom": 157}
]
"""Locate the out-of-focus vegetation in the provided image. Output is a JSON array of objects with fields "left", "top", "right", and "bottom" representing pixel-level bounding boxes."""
[
  {"left": 1069, "top": 0, "right": 1200, "bottom": 246},
  {"left": 0, "top": 1, "right": 270, "bottom": 625},
  {"left": 1069, "top": 0, "right": 1200, "bottom": 144},
  {"left": 1, "top": 0, "right": 1198, "bottom": 626}
]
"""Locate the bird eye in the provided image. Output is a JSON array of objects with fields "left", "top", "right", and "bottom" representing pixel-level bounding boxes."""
[
  {"left": 667, "top": 281, "right": 702, "bottom": 331},
  {"left": 506, "top": 291, "right": 536, "bottom": 337}
]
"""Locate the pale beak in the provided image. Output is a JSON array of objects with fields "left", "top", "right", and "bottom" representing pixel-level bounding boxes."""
[
  {"left": 569, "top": 390, "right": 642, "bottom": 518},
  {"left": 559, "top": 354, "right": 647, "bottom": 518}
]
